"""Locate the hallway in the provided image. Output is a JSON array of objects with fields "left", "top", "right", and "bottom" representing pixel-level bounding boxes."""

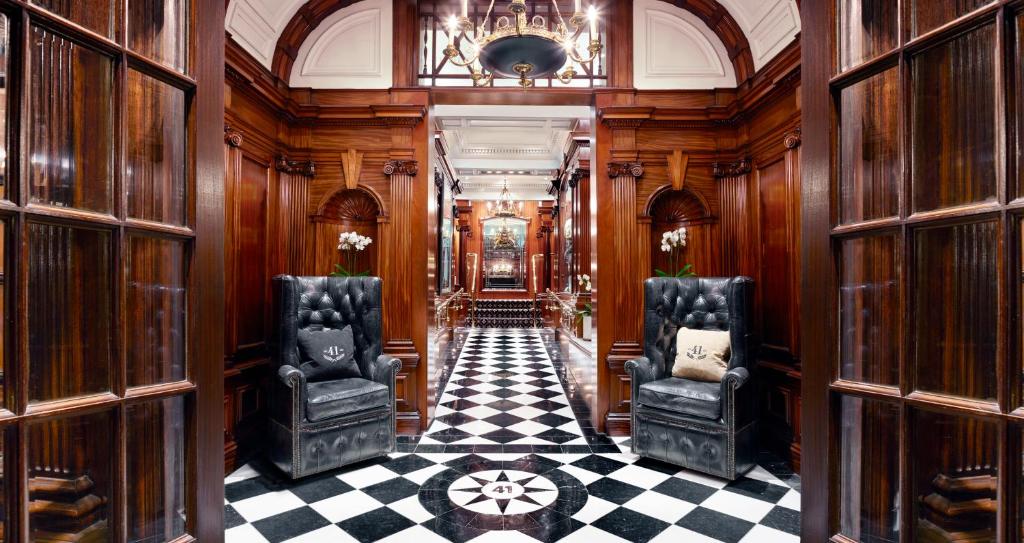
[{"left": 224, "top": 329, "right": 801, "bottom": 543}]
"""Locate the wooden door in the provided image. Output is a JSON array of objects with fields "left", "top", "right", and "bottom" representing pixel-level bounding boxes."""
[
  {"left": 0, "top": 0, "right": 224, "bottom": 540},
  {"left": 803, "top": 1, "right": 1021, "bottom": 541}
]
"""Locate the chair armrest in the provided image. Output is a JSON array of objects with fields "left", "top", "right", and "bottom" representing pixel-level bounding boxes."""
[
  {"left": 720, "top": 366, "right": 751, "bottom": 427},
  {"left": 720, "top": 366, "right": 749, "bottom": 394},
  {"left": 278, "top": 364, "right": 306, "bottom": 388},
  {"left": 624, "top": 357, "right": 659, "bottom": 387},
  {"left": 271, "top": 365, "right": 307, "bottom": 427},
  {"left": 371, "top": 355, "right": 402, "bottom": 392}
]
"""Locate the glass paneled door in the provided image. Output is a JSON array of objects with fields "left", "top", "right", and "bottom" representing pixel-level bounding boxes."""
[
  {"left": 0, "top": 0, "right": 225, "bottom": 541},
  {"left": 803, "top": 1, "right": 1021, "bottom": 542}
]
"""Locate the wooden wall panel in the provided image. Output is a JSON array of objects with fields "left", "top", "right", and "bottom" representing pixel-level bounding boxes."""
[{"left": 758, "top": 159, "right": 792, "bottom": 353}]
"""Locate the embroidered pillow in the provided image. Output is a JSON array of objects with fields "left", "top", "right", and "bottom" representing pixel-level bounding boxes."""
[
  {"left": 671, "top": 327, "right": 731, "bottom": 382},
  {"left": 297, "top": 326, "right": 361, "bottom": 381}
]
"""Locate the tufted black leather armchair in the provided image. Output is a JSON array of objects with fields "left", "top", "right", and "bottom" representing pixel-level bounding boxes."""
[
  {"left": 625, "top": 276, "right": 757, "bottom": 480},
  {"left": 268, "top": 275, "right": 401, "bottom": 479}
]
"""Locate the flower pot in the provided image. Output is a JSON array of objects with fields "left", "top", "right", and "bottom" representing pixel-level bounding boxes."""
[{"left": 581, "top": 315, "right": 592, "bottom": 340}]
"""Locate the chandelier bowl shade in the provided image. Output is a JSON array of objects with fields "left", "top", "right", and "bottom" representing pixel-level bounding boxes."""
[{"left": 479, "top": 34, "right": 569, "bottom": 79}]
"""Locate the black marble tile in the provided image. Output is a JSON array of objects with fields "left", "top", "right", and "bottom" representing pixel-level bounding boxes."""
[
  {"left": 651, "top": 477, "right": 717, "bottom": 504},
  {"left": 382, "top": 454, "right": 437, "bottom": 475},
  {"left": 760, "top": 505, "right": 800, "bottom": 535},
  {"left": 677, "top": 507, "right": 755, "bottom": 543},
  {"left": 362, "top": 476, "right": 421, "bottom": 504},
  {"left": 586, "top": 478, "right": 645, "bottom": 505},
  {"left": 337, "top": 507, "right": 416, "bottom": 543},
  {"left": 252, "top": 506, "right": 331, "bottom": 543},
  {"left": 483, "top": 412, "right": 527, "bottom": 427},
  {"left": 724, "top": 477, "right": 790, "bottom": 503},
  {"left": 570, "top": 455, "right": 629, "bottom": 476},
  {"left": 287, "top": 473, "right": 355, "bottom": 503},
  {"left": 224, "top": 504, "right": 246, "bottom": 530},
  {"left": 592, "top": 507, "right": 670, "bottom": 543},
  {"left": 225, "top": 477, "right": 279, "bottom": 503},
  {"left": 415, "top": 444, "right": 446, "bottom": 453}
]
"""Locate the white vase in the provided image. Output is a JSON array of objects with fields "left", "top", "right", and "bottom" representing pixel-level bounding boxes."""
[{"left": 581, "top": 315, "right": 592, "bottom": 340}]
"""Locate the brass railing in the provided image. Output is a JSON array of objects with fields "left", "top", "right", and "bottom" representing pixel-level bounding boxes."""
[
  {"left": 434, "top": 288, "right": 474, "bottom": 329},
  {"left": 537, "top": 289, "right": 578, "bottom": 330}
]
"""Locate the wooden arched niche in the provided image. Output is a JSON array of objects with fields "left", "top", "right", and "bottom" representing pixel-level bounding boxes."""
[
  {"left": 311, "top": 188, "right": 382, "bottom": 276},
  {"left": 647, "top": 187, "right": 721, "bottom": 277}
]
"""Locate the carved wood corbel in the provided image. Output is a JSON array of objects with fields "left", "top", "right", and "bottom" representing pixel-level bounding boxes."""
[
  {"left": 224, "top": 125, "right": 243, "bottom": 147},
  {"left": 567, "top": 168, "right": 589, "bottom": 189},
  {"left": 667, "top": 150, "right": 689, "bottom": 191},
  {"left": 784, "top": 128, "right": 802, "bottom": 149},
  {"left": 712, "top": 158, "right": 752, "bottom": 178},
  {"left": 607, "top": 162, "right": 644, "bottom": 178},
  {"left": 383, "top": 159, "right": 418, "bottom": 177},
  {"left": 341, "top": 149, "right": 364, "bottom": 190}
]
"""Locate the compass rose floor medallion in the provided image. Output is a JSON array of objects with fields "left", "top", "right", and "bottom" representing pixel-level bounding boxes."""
[{"left": 448, "top": 470, "right": 558, "bottom": 515}]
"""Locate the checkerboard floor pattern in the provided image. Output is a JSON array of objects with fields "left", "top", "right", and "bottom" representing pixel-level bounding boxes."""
[{"left": 225, "top": 328, "right": 801, "bottom": 542}]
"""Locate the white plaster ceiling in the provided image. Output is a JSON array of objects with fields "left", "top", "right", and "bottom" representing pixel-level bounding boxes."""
[
  {"left": 225, "top": 0, "right": 306, "bottom": 68},
  {"left": 290, "top": 0, "right": 393, "bottom": 88},
  {"left": 633, "top": 0, "right": 737, "bottom": 90},
  {"left": 718, "top": 0, "right": 801, "bottom": 71},
  {"left": 436, "top": 105, "right": 590, "bottom": 201},
  {"left": 225, "top": 0, "right": 800, "bottom": 87}
]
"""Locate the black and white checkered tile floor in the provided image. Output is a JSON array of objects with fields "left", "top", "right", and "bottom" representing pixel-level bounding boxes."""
[{"left": 225, "top": 328, "right": 801, "bottom": 542}]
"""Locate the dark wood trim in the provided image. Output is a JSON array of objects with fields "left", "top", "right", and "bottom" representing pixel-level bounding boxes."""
[
  {"left": 799, "top": 0, "right": 830, "bottom": 539},
  {"left": 195, "top": 0, "right": 227, "bottom": 539}
]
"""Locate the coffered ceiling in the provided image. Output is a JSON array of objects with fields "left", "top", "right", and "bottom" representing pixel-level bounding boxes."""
[{"left": 435, "top": 105, "right": 590, "bottom": 201}]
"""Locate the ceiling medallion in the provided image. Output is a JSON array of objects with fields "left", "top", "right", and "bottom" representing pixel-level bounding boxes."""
[{"left": 444, "top": 0, "right": 602, "bottom": 89}]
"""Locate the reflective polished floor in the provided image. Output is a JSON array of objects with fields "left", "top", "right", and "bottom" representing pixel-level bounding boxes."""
[{"left": 224, "top": 328, "right": 801, "bottom": 542}]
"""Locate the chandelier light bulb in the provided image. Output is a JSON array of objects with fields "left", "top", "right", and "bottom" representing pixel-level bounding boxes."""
[
  {"left": 574, "top": 0, "right": 581, "bottom": 13},
  {"left": 587, "top": 5, "right": 598, "bottom": 36},
  {"left": 461, "top": 0, "right": 468, "bottom": 17}
]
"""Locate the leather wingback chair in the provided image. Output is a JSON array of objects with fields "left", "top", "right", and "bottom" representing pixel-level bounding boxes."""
[
  {"left": 268, "top": 275, "right": 401, "bottom": 479},
  {"left": 625, "top": 276, "right": 757, "bottom": 480}
]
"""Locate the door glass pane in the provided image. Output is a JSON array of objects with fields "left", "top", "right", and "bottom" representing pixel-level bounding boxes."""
[
  {"left": 29, "top": 27, "right": 114, "bottom": 213},
  {"left": 28, "top": 411, "right": 114, "bottom": 542},
  {"left": 1017, "top": 12, "right": 1024, "bottom": 200},
  {"left": 32, "top": 0, "right": 115, "bottom": 38},
  {"left": 839, "top": 234, "right": 899, "bottom": 386},
  {"left": 28, "top": 224, "right": 112, "bottom": 402},
  {"left": 0, "top": 15, "right": 9, "bottom": 200},
  {"left": 911, "top": 25, "right": 997, "bottom": 213},
  {"left": 839, "top": 68, "right": 900, "bottom": 224},
  {"left": 127, "top": 235, "right": 186, "bottom": 387},
  {"left": 126, "top": 70, "right": 186, "bottom": 226},
  {"left": 126, "top": 397, "right": 186, "bottom": 542},
  {"left": 0, "top": 222, "right": 5, "bottom": 409},
  {"left": 128, "top": 0, "right": 188, "bottom": 72},
  {"left": 839, "top": 0, "right": 898, "bottom": 72},
  {"left": 839, "top": 396, "right": 899, "bottom": 542},
  {"left": 912, "top": 410, "right": 997, "bottom": 542},
  {"left": 911, "top": 0, "right": 994, "bottom": 37},
  {"left": 913, "top": 221, "right": 998, "bottom": 401}
]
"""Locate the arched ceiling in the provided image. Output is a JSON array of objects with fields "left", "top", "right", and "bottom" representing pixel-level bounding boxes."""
[{"left": 225, "top": 0, "right": 799, "bottom": 86}]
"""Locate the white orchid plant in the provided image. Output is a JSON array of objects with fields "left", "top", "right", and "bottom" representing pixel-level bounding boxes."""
[
  {"left": 576, "top": 274, "right": 593, "bottom": 319},
  {"left": 331, "top": 231, "right": 373, "bottom": 277},
  {"left": 657, "top": 227, "right": 696, "bottom": 278},
  {"left": 577, "top": 274, "right": 592, "bottom": 293}
]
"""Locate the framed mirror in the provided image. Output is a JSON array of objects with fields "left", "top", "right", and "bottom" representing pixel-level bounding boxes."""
[{"left": 481, "top": 217, "right": 528, "bottom": 290}]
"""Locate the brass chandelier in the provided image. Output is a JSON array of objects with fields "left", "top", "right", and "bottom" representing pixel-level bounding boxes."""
[
  {"left": 487, "top": 178, "right": 523, "bottom": 218},
  {"left": 443, "top": 0, "right": 602, "bottom": 88}
]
